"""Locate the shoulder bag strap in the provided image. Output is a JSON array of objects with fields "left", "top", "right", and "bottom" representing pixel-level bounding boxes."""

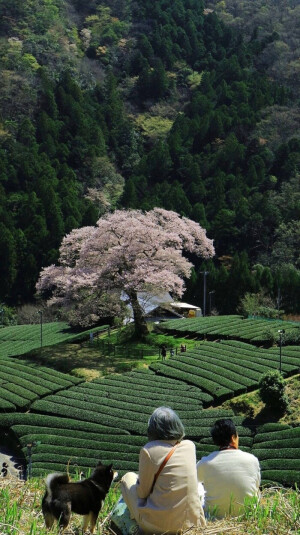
[{"left": 150, "top": 442, "right": 179, "bottom": 494}]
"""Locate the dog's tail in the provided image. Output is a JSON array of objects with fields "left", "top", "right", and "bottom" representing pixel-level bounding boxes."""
[{"left": 45, "top": 473, "right": 70, "bottom": 500}]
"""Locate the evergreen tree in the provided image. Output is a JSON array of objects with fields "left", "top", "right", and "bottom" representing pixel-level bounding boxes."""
[{"left": 0, "top": 223, "right": 17, "bottom": 299}]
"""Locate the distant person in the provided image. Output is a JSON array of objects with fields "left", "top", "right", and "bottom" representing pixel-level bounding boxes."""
[
  {"left": 118, "top": 407, "right": 206, "bottom": 534},
  {"left": 197, "top": 419, "right": 260, "bottom": 518},
  {"left": 17, "top": 465, "right": 24, "bottom": 480},
  {"left": 170, "top": 348, "right": 175, "bottom": 357},
  {"left": 161, "top": 345, "right": 167, "bottom": 361}
]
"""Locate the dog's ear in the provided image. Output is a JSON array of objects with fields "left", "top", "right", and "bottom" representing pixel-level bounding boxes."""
[{"left": 106, "top": 463, "right": 113, "bottom": 470}]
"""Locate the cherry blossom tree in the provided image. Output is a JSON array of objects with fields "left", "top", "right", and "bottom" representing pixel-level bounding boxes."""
[{"left": 36, "top": 208, "right": 214, "bottom": 335}]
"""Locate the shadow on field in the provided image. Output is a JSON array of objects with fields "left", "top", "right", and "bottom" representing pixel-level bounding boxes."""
[{"left": 19, "top": 342, "right": 154, "bottom": 380}]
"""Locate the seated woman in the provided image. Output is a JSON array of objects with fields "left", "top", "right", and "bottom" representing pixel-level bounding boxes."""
[{"left": 119, "top": 407, "right": 206, "bottom": 534}]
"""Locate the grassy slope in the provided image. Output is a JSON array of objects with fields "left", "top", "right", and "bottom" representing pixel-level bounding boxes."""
[{"left": 0, "top": 475, "right": 299, "bottom": 535}]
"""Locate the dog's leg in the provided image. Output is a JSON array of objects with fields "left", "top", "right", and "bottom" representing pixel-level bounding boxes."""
[
  {"left": 42, "top": 498, "right": 55, "bottom": 529},
  {"left": 58, "top": 501, "right": 71, "bottom": 531},
  {"left": 43, "top": 511, "right": 55, "bottom": 529},
  {"left": 89, "top": 512, "right": 98, "bottom": 534},
  {"left": 82, "top": 512, "right": 92, "bottom": 532}
]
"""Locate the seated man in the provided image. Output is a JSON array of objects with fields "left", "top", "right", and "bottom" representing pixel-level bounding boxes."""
[{"left": 197, "top": 419, "right": 260, "bottom": 518}]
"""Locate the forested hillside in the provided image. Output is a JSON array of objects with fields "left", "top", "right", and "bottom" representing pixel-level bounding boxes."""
[{"left": 0, "top": 0, "right": 299, "bottom": 317}]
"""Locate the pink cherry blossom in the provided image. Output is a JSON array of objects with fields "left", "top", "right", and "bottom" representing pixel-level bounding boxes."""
[{"left": 37, "top": 209, "right": 214, "bottom": 334}]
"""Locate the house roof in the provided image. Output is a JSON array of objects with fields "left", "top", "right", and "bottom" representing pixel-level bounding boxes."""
[
  {"left": 122, "top": 291, "right": 201, "bottom": 319},
  {"left": 170, "top": 302, "right": 200, "bottom": 310}
]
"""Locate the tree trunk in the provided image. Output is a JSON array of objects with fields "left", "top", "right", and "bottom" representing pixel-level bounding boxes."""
[{"left": 127, "top": 289, "right": 149, "bottom": 338}]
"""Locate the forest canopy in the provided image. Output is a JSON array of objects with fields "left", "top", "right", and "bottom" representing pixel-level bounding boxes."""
[{"left": 0, "top": 0, "right": 299, "bottom": 319}]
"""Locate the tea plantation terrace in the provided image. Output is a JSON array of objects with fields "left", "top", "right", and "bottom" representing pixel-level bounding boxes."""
[
  {"left": 159, "top": 315, "right": 299, "bottom": 344},
  {"left": 0, "top": 318, "right": 299, "bottom": 488},
  {"left": 1, "top": 365, "right": 300, "bottom": 487}
]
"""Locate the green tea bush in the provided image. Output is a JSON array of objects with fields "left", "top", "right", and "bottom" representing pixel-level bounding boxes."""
[
  {"left": 29, "top": 445, "right": 134, "bottom": 462},
  {"left": 259, "top": 371, "right": 289, "bottom": 412},
  {"left": 2, "top": 383, "right": 39, "bottom": 401},
  {"left": 13, "top": 427, "right": 140, "bottom": 445},
  {"left": 0, "top": 397, "right": 15, "bottom": 410},
  {"left": 253, "top": 438, "right": 300, "bottom": 449},
  {"left": 1, "top": 412, "right": 129, "bottom": 434},
  {"left": 188, "top": 350, "right": 259, "bottom": 383},
  {"left": 31, "top": 399, "right": 147, "bottom": 434},
  {"left": 31, "top": 453, "right": 136, "bottom": 472},
  {"left": 61, "top": 388, "right": 205, "bottom": 416},
  {"left": 254, "top": 426, "right": 299, "bottom": 443},
  {"left": 262, "top": 470, "right": 300, "bottom": 486},
  {"left": 150, "top": 361, "right": 232, "bottom": 398},
  {"left": 33, "top": 394, "right": 150, "bottom": 421},
  {"left": 0, "top": 362, "right": 73, "bottom": 390},
  {"left": 160, "top": 316, "right": 298, "bottom": 343},
  {"left": 252, "top": 448, "right": 299, "bottom": 460},
  {"left": 0, "top": 388, "right": 29, "bottom": 409},
  {"left": 261, "top": 459, "right": 300, "bottom": 470},
  {"left": 20, "top": 435, "right": 141, "bottom": 454},
  {"left": 151, "top": 359, "right": 246, "bottom": 398},
  {"left": 0, "top": 369, "right": 50, "bottom": 395},
  {"left": 1, "top": 358, "right": 80, "bottom": 385}
]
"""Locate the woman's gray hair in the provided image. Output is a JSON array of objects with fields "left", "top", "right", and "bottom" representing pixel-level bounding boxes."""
[{"left": 147, "top": 407, "right": 185, "bottom": 441}]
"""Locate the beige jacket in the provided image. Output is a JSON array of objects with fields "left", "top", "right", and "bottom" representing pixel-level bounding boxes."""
[{"left": 121, "top": 439, "right": 205, "bottom": 534}]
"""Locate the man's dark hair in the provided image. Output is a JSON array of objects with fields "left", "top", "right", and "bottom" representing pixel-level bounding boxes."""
[{"left": 210, "top": 419, "right": 237, "bottom": 447}]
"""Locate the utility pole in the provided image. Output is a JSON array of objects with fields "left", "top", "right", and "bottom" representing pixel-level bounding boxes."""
[
  {"left": 201, "top": 271, "right": 209, "bottom": 316},
  {"left": 38, "top": 310, "right": 43, "bottom": 348},
  {"left": 278, "top": 329, "right": 285, "bottom": 374}
]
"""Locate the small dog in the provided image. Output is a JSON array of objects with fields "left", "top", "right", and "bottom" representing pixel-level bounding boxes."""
[{"left": 42, "top": 462, "right": 116, "bottom": 533}]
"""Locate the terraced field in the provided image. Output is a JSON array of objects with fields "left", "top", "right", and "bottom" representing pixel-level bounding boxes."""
[
  {"left": 150, "top": 340, "right": 300, "bottom": 401},
  {"left": 0, "top": 322, "right": 108, "bottom": 357},
  {"left": 0, "top": 318, "right": 299, "bottom": 488},
  {"left": 29, "top": 369, "right": 213, "bottom": 436},
  {"left": 252, "top": 423, "right": 300, "bottom": 486},
  {"left": 160, "top": 315, "right": 299, "bottom": 343},
  {"left": 2, "top": 406, "right": 251, "bottom": 478},
  {"left": 0, "top": 355, "right": 82, "bottom": 411},
  {"left": 2, "top": 376, "right": 299, "bottom": 486}
]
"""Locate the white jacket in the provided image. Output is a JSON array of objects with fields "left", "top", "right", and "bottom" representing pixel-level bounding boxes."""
[{"left": 197, "top": 448, "right": 261, "bottom": 518}]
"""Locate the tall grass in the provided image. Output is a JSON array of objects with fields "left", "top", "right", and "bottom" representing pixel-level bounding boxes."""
[{"left": 0, "top": 475, "right": 299, "bottom": 535}]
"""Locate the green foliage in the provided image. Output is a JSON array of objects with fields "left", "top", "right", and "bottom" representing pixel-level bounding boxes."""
[
  {"left": 0, "top": 0, "right": 299, "bottom": 317},
  {"left": 259, "top": 370, "right": 289, "bottom": 412},
  {"left": 283, "top": 329, "right": 300, "bottom": 345},
  {"left": 238, "top": 291, "right": 283, "bottom": 319},
  {"left": 187, "top": 71, "right": 203, "bottom": 88},
  {"left": 0, "top": 304, "right": 16, "bottom": 326},
  {"left": 135, "top": 115, "right": 174, "bottom": 140}
]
